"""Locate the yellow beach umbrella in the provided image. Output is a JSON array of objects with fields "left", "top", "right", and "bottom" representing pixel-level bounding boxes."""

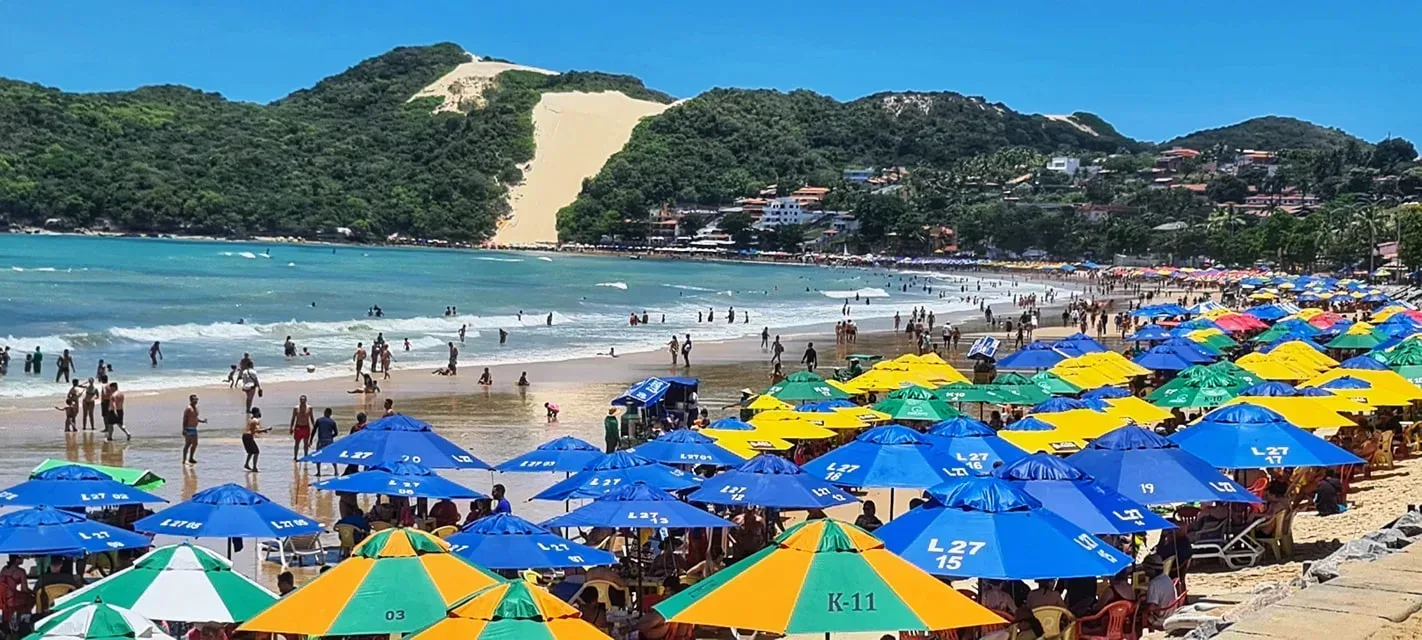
[
  {"left": 1306, "top": 369, "right": 1422, "bottom": 398},
  {"left": 998, "top": 427, "right": 1090, "bottom": 454},
  {"left": 1035, "top": 410, "right": 1129, "bottom": 439},
  {"left": 1373, "top": 306, "right": 1405, "bottom": 321},
  {"left": 1218, "top": 397, "right": 1355, "bottom": 429},
  {"left": 702, "top": 430, "right": 793, "bottom": 459},
  {"left": 907, "top": 365, "right": 971, "bottom": 385},
  {"left": 844, "top": 370, "right": 938, "bottom": 394},
  {"left": 916, "top": 352, "right": 951, "bottom": 366},
  {"left": 1049, "top": 366, "right": 1116, "bottom": 390},
  {"left": 757, "top": 409, "right": 864, "bottom": 431},
  {"left": 1270, "top": 342, "right": 1339, "bottom": 369},
  {"left": 747, "top": 414, "right": 838, "bottom": 440},
  {"left": 1082, "top": 351, "right": 1151, "bottom": 378},
  {"left": 833, "top": 405, "right": 892, "bottom": 424},
  {"left": 825, "top": 379, "right": 862, "bottom": 397},
  {"left": 1102, "top": 396, "right": 1173, "bottom": 424},
  {"left": 1052, "top": 360, "right": 1127, "bottom": 387},
  {"left": 1234, "top": 353, "right": 1315, "bottom": 381},
  {"left": 747, "top": 395, "right": 794, "bottom": 412},
  {"left": 1292, "top": 308, "right": 1325, "bottom": 320},
  {"left": 405, "top": 579, "right": 610, "bottom": 640},
  {"left": 1201, "top": 308, "right": 1233, "bottom": 320}
]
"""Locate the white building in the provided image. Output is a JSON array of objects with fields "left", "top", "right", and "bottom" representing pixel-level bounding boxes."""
[
  {"left": 756, "top": 197, "right": 819, "bottom": 228},
  {"left": 1047, "top": 157, "right": 1081, "bottom": 176}
]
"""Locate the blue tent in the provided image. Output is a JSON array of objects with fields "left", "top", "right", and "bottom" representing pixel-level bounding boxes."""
[
  {"left": 1068, "top": 426, "right": 1258, "bottom": 506},
  {"left": 802, "top": 426, "right": 969, "bottom": 489},
  {"left": 311, "top": 461, "right": 486, "bottom": 499},
  {"left": 0, "top": 465, "right": 167, "bottom": 508},
  {"left": 1059, "top": 333, "right": 1109, "bottom": 354},
  {"left": 1127, "top": 324, "right": 1172, "bottom": 342},
  {"left": 992, "top": 454, "right": 1175, "bottom": 535},
  {"left": 1133, "top": 346, "right": 1194, "bottom": 372},
  {"left": 494, "top": 436, "right": 603, "bottom": 473},
  {"left": 0, "top": 507, "right": 153, "bottom": 556},
  {"left": 532, "top": 452, "right": 699, "bottom": 501},
  {"left": 875, "top": 477, "right": 1132, "bottom": 580},
  {"left": 1081, "top": 387, "right": 1131, "bottom": 400},
  {"left": 1170, "top": 404, "right": 1365, "bottom": 469},
  {"left": 686, "top": 454, "right": 857, "bottom": 509},
  {"left": 541, "top": 483, "right": 735, "bottom": 529},
  {"left": 133, "top": 483, "right": 323, "bottom": 539},
  {"left": 996, "top": 342, "right": 1069, "bottom": 370},
  {"left": 706, "top": 417, "right": 756, "bottom": 431},
  {"left": 925, "top": 418, "right": 1028, "bottom": 473},
  {"left": 301, "top": 414, "right": 490, "bottom": 470},
  {"left": 1029, "top": 397, "right": 1089, "bottom": 414},
  {"left": 631, "top": 429, "right": 745, "bottom": 467},
  {"left": 446, "top": 513, "right": 616, "bottom": 569},
  {"left": 611, "top": 376, "right": 698, "bottom": 407}
]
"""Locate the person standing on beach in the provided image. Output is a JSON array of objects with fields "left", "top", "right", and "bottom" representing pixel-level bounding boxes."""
[
  {"left": 604, "top": 408, "right": 621, "bottom": 454},
  {"left": 801, "top": 343, "right": 818, "bottom": 372},
  {"left": 55, "top": 349, "right": 73, "bottom": 383},
  {"left": 81, "top": 378, "right": 98, "bottom": 431},
  {"left": 771, "top": 336, "right": 784, "bottom": 365},
  {"left": 242, "top": 407, "right": 269, "bottom": 472},
  {"left": 668, "top": 336, "right": 680, "bottom": 366},
  {"left": 681, "top": 334, "right": 692, "bottom": 367},
  {"left": 761, "top": 327, "right": 769, "bottom": 349},
  {"left": 381, "top": 346, "right": 393, "bottom": 380},
  {"left": 447, "top": 342, "right": 459, "bottom": 375},
  {"left": 182, "top": 394, "right": 205, "bottom": 465},
  {"left": 107, "top": 382, "right": 130, "bottom": 441},
  {"left": 290, "top": 395, "right": 314, "bottom": 461},
  {"left": 313, "top": 408, "right": 339, "bottom": 475},
  {"left": 353, "top": 343, "right": 367, "bottom": 381},
  {"left": 30, "top": 346, "right": 42, "bottom": 377}
]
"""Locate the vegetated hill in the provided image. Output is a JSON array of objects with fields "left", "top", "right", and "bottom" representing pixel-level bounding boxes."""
[
  {"left": 555, "top": 89, "right": 1143, "bottom": 242},
  {"left": 1163, "top": 116, "right": 1366, "bottom": 151}
]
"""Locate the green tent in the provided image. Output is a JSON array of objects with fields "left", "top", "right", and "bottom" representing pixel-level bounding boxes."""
[{"left": 32, "top": 460, "right": 165, "bottom": 491}]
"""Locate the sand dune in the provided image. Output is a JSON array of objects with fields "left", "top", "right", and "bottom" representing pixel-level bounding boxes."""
[{"left": 410, "top": 53, "right": 555, "bottom": 113}]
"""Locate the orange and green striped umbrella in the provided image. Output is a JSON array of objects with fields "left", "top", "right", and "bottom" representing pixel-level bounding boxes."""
[
  {"left": 239, "top": 528, "right": 500, "bottom": 636},
  {"left": 655, "top": 519, "right": 1003, "bottom": 634},
  {"left": 406, "top": 579, "right": 610, "bottom": 640}
]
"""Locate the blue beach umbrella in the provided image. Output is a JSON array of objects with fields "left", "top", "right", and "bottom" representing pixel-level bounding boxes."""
[
  {"left": 925, "top": 418, "right": 1028, "bottom": 473},
  {"left": 1339, "top": 355, "right": 1390, "bottom": 371},
  {"left": 301, "top": 414, "right": 491, "bottom": 470},
  {"left": 794, "top": 400, "right": 859, "bottom": 412},
  {"left": 996, "top": 342, "right": 1069, "bottom": 370},
  {"left": 0, "top": 507, "right": 153, "bottom": 556},
  {"left": 532, "top": 452, "right": 699, "bottom": 501},
  {"left": 445, "top": 513, "right": 616, "bottom": 570},
  {"left": 875, "top": 477, "right": 1132, "bottom": 580},
  {"left": 1239, "top": 381, "right": 1300, "bottom": 397},
  {"left": 0, "top": 465, "right": 167, "bottom": 508},
  {"left": 686, "top": 454, "right": 857, "bottom": 509},
  {"left": 1068, "top": 426, "right": 1260, "bottom": 506},
  {"left": 1262, "top": 335, "right": 1328, "bottom": 353},
  {"left": 992, "top": 454, "right": 1175, "bottom": 535},
  {"left": 706, "top": 417, "right": 756, "bottom": 431},
  {"left": 802, "top": 426, "right": 970, "bottom": 489},
  {"left": 1245, "top": 305, "right": 1290, "bottom": 321},
  {"left": 1029, "top": 397, "right": 1089, "bottom": 414},
  {"left": 134, "top": 483, "right": 324, "bottom": 539},
  {"left": 1132, "top": 346, "right": 1194, "bottom": 372},
  {"left": 311, "top": 461, "right": 486, "bottom": 499},
  {"left": 495, "top": 436, "right": 602, "bottom": 473},
  {"left": 1080, "top": 387, "right": 1131, "bottom": 400},
  {"left": 1160, "top": 337, "right": 1219, "bottom": 360},
  {"left": 1127, "top": 324, "right": 1172, "bottom": 342},
  {"left": 542, "top": 483, "right": 735, "bottom": 529},
  {"left": 1170, "top": 404, "right": 1365, "bottom": 469},
  {"left": 1059, "top": 333, "right": 1109, "bottom": 354},
  {"left": 631, "top": 429, "right": 745, "bottom": 467},
  {"left": 1001, "top": 416, "right": 1058, "bottom": 432}
]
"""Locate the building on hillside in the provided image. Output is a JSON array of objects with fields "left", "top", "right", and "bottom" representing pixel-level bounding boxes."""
[
  {"left": 843, "top": 168, "right": 875, "bottom": 184},
  {"left": 647, "top": 219, "right": 680, "bottom": 244},
  {"left": 1047, "top": 157, "right": 1081, "bottom": 176},
  {"left": 1171, "top": 183, "right": 1208, "bottom": 194},
  {"left": 738, "top": 198, "right": 769, "bottom": 217},
  {"left": 1243, "top": 190, "right": 1320, "bottom": 208},
  {"left": 830, "top": 212, "right": 860, "bottom": 234},
  {"left": 1155, "top": 155, "right": 1185, "bottom": 172},
  {"left": 1076, "top": 204, "right": 1136, "bottom": 222},
  {"left": 1229, "top": 150, "right": 1279, "bottom": 177},
  {"left": 791, "top": 186, "right": 831, "bottom": 205},
  {"left": 1160, "top": 148, "right": 1201, "bottom": 159},
  {"left": 1148, "top": 177, "right": 1176, "bottom": 190},
  {"left": 756, "top": 197, "right": 821, "bottom": 228}
]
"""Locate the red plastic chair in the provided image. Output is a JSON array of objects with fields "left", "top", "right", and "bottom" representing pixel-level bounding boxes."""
[{"left": 1075, "top": 601, "right": 1137, "bottom": 640}]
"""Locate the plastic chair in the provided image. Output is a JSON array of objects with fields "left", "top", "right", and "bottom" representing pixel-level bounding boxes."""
[
  {"left": 1371, "top": 431, "right": 1395, "bottom": 470},
  {"left": 1075, "top": 601, "right": 1136, "bottom": 640},
  {"left": 1028, "top": 606, "right": 1077, "bottom": 640},
  {"left": 264, "top": 533, "right": 327, "bottom": 569},
  {"left": 431, "top": 525, "right": 458, "bottom": 539},
  {"left": 981, "top": 608, "right": 1015, "bottom": 639},
  {"left": 36, "top": 583, "right": 74, "bottom": 614},
  {"left": 370, "top": 520, "right": 394, "bottom": 532},
  {"left": 334, "top": 523, "right": 360, "bottom": 558},
  {"left": 1142, "top": 591, "right": 1187, "bottom": 632},
  {"left": 1254, "top": 509, "right": 1295, "bottom": 562}
]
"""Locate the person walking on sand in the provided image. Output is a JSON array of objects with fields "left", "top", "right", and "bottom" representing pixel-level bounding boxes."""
[
  {"left": 381, "top": 345, "right": 393, "bottom": 380},
  {"left": 353, "top": 343, "right": 367, "bottom": 381},
  {"left": 290, "top": 395, "right": 314, "bottom": 461},
  {"left": 761, "top": 327, "right": 769, "bottom": 349},
  {"left": 771, "top": 336, "right": 784, "bottom": 365},
  {"left": 239, "top": 367, "right": 262, "bottom": 413},
  {"left": 81, "top": 378, "right": 98, "bottom": 431},
  {"left": 182, "top": 394, "right": 206, "bottom": 465},
  {"left": 55, "top": 349, "right": 74, "bottom": 383},
  {"left": 801, "top": 342, "right": 818, "bottom": 372},
  {"left": 150, "top": 341, "right": 163, "bottom": 366},
  {"left": 668, "top": 336, "right": 680, "bottom": 366},
  {"left": 312, "top": 408, "right": 339, "bottom": 475},
  {"left": 242, "top": 407, "right": 270, "bottom": 472},
  {"left": 107, "top": 382, "right": 130, "bottom": 441},
  {"left": 604, "top": 408, "right": 621, "bottom": 453},
  {"left": 681, "top": 334, "right": 692, "bottom": 367}
]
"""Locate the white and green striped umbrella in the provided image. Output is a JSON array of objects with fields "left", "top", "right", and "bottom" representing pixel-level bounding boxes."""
[
  {"left": 29, "top": 601, "right": 173, "bottom": 640},
  {"left": 55, "top": 543, "right": 277, "bottom": 623}
]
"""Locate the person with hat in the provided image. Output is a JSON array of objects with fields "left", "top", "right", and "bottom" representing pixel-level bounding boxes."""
[{"left": 1141, "top": 555, "right": 1179, "bottom": 628}]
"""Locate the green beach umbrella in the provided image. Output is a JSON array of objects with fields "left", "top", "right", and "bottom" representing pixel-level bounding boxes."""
[
  {"left": 1147, "top": 370, "right": 1249, "bottom": 408},
  {"left": 1393, "top": 365, "right": 1422, "bottom": 386},
  {"left": 30, "top": 601, "right": 174, "bottom": 640},
  {"left": 988, "top": 373, "right": 1053, "bottom": 404},
  {"left": 31, "top": 460, "right": 165, "bottom": 491},
  {"left": 935, "top": 382, "right": 1013, "bottom": 404},
  {"left": 1030, "top": 371, "right": 1083, "bottom": 396},
  {"left": 1326, "top": 332, "right": 1383, "bottom": 351},
  {"left": 871, "top": 386, "right": 960, "bottom": 421},
  {"left": 1384, "top": 341, "right": 1422, "bottom": 367},
  {"left": 1203, "top": 361, "right": 1265, "bottom": 387},
  {"left": 766, "top": 371, "right": 850, "bottom": 402},
  {"left": 54, "top": 543, "right": 277, "bottom": 623}
]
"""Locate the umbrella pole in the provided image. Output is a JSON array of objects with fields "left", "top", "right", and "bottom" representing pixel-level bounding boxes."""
[{"left": 889, "top": 488, "right": 896, "bottom": 520}]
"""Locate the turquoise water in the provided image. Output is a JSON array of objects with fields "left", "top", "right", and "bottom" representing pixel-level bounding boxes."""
[{"left": 0, "top": 235, "right": 1049, "bottom": 398}]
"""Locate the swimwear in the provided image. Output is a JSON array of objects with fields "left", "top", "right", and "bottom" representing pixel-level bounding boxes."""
[
  {"left": 242, "top": 433, "right": 259, "bottom": 454},
  {"left": 112, "top": 409, "right": 124, "bottom": 425},
  {"left": 183, "top": 427, "right": 198, "bottom": 437},
  {"left": 294, "top": 426, "right": 311, "bottom": 442}
]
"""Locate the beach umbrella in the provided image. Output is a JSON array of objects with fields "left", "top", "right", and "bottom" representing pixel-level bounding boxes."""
[
  {"left": 312, "top": 461, "right": 487, "bottom": 499},
  {"left": 1245, "top": 304, "right": 1290, "bottom": 321},
  {"left": 1308, "top": 375, "right": 1419, "bottom": 406},
  {"left": 1234, "top": 353, "right": 1316, "bottom": 381},
  {"left": 875, "top": 477, "right": 1132, "bottom": 580},
  {"left": 0, "top": 465, "right": 167, "bottom": 508},
  {"left": 706, "top": 417, "right": 755, "bottom": 431},
  {"left": 541, "top": 482, "right": 734, "bottom": 530},
  {"left": 134, "top": 484, "right": 322, "bottom": 540},
  {"left": 1218, "top": 396, "right": 1355, "bottom": 429},
  {"left": 1132, "top": 346, "right": 1194, "bottom": 372},
  {"left": 869, "top": 391, "right": 960, "bottom": 422},
  {"left": 29, "top": 601, "right": 173, "bottom": 640},
  {"left": 1030, "top": 371, "right": 1083, "bottom": 395},
  {"left": 1147, "top": 371, "right": 1248, "bottom": 409},
  {"left": 934, "top": 382, "right": 1013, "bottom": 405},
  {"left": 495, "top": 437, "right": 602, "bottom": 473},
  {"left": 998, "top": 417, "right": 1091, "bottom": 455},
  {"left": 686, "top": 454, "right": 856, "bottom": 509},
  {"left": 992, "top": 454, "right": 1175, "bottom": 535},
  {"left": 1081, "top": 386, "right": 1131, "bottom": 400},
  {"left": 31, "top": 460, "right": 165, "bottom": 491},
  {"left": 802, "top": 426, "right": 969, "bottom": 489},
  {"left": 532, "top": 452, "right": 698, "bottom": 501},
  {"left": 1029, "top": 397, "right": 1090, "bottom": 414},
  {"left": 239, "top": 528, "right": 500, "bottom": 636},
  {"left": 924, "top": 417, "right": 1028, "bottom": 473},
  {"left": 1127, "top": 324, "right": 1171, "bottom": 342},
  {"left": 1171, "top": 404, "right": 1365, "bottom": 469},
  {"left": 746, "top": 395, "right": 794, "bottom": 411},
  {"left": 766, "top": 371, "right": 850, "bottom": 401},
  {"left": 403, "top": 579, "right": 611, "bottom": 640},
  {"left": 654, "top": 519, "right": 1003, "bottom": 634},
  {"left": 990, "top": 372, "right": 1053, "bottom": 404},
  {"left": 1059, "top": 332, "right": 1109, "bottom": 354},
  {"left": 302, "top": 414, "right": 491, "bottom": 470},
  {"left": 1159, "top": 338, "right": 1218, "bottom": 361},
  {"left": 756, "top": 408, "right": 863, "bottom": 431},
  {"left": 1326, "top": 331, "right": 1383, "bottom": 351},
  {"left": 995, "top": 341, "right": 1069, "bottom": 370},
  {"left": 745, "top": 413, "right": 838, "bottom": 440},
  {"left": 445, "top": 514, "right": 616, "bottom": 570},
  {"left": 53, "top": 542, "right": 277, "bottom": 623},
  {"left": 630, "top": 429, "right": 744, "bottom": 467},
  {"left": 0, "top": 507, "right": 152, "bottom": 556},
  {"left": 1001, "top": 416, "right": 1059, "bottom": 432}
]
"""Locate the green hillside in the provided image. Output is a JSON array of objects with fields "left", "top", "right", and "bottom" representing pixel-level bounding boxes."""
[{"left": 1163, "top": 116, "right": 1366, "bottom": 151}]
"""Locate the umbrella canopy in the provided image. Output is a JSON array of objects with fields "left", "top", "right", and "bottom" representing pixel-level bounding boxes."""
[
  {"left": 1147, "top": 370, "right": 1249, "bottom": 408},
  {"left": 992, "top": 454, "right": 1175, "bottom": 535},
  {"left": 239, "top": 528, "right": 500, "bottom": 636},
  {"left": 1127, "top": 324, "right": 1172, "bottom": 342},
  {"left": 1339, "top": 355, "right": 1390, "bottom": 371},
  {"left": 404, "top": 579, "right": 610, "bottom": 640},
  {"left": 1030, "top": 371, "right": 1083, "bottom": 395},
  {"left": 30, "top": 601, "right": 173, "bottom": 640},
  {"left": 870, "top": 385, "right": 960, "bottom": 421},
  {"left": 706, "top": 417, "right": 756, "bottom": 431},
  {"left": 934, "top": 382, "right": 1012, "bottom": 405},
  {"left": 802, "top": 426, "right": 969, "bottom": 489},
  {"left": 446, "top": 514, "right": 616, "bottom": 570},
  {"left": 766, "top": 371, "right": 850, "bottom": 401},
  {"left": 54, "top": 543, "right": 277, "bottom": 623},
  {"left": 0, "top": 507, "right": 152, "bottom": 556},
  {"left": 495, "top": 437, "right": 603, "bottom": 473},
  {"left": 312, "top": 461, "right": 487, "bottom": 500},
  {"left": 1132, "top": 346, "right": 1194, "bottom": 372},
  {"left": 1059, "top": 333, "right": 1109, "bottom": 354},
  {"left": 541, "top": 483, "right": 735, "bottom": 529},
  {"left": 687, "top": 454, "right": 857, "bottom": 509},
  {"left": 1028, "top": 397, "right": 1090, "bottom": 414},
  {"left": 875, "top": 477, "right": 1132, "bottom": 580},
  {"left": 31, "top": 460, "right": 164, "bottom": 491},
  {"left": 0, "top": 465, "right": 167, "bottom": 508},
  {"left": 924, "top": 418, "right": 1028, "bottom": 474},
  {"left": 746, "top": 395, "right": 795, "bottom": 411},
  {"left": 1326, "top": 331, "right": 1383, "bottom": 350},
  {"left": 989, "top": 373, "right": 1053, "bottom": 404},
  {"left": 134, "top": 484, "right": 322, "bottom": 539},
  {"left": 629, "top": 429, "right": 744, "bottom": 467},
  {"left": 1171, "top": 404, "right": 1365, "bottom": 469},
  {"left": 532, "top": 452, "right": 699, "bottom": 501},
  {"left": 301, "top": 414, "right": 491, "bottom": 470},
  {"left": 654, "top": 519, "right": 1003, "bottom": 634},
  {"left": 996, "top": 342, "right": 1070, "bottom": 370}
]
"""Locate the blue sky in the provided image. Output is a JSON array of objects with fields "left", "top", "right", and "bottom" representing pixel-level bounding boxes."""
[{"left": 3, "top": 1, "right": 1418, "bottom": 144}]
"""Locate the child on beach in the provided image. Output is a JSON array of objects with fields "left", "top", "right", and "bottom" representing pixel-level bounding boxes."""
[
  {"left": 545, "top": 402, "right": 559, "bottom": 422},
  {"left": 242, "top": 407, "right": 270, "bottom": 472}
]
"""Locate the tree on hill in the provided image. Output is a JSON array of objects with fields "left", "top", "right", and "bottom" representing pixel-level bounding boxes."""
[{"left": 1163, "top": 116, "right": 1365, "bottom": 152}]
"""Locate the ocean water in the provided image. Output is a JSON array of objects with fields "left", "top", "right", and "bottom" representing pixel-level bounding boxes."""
[{"left": 0, "top": 235, "right": 1056, "bottom": 398}]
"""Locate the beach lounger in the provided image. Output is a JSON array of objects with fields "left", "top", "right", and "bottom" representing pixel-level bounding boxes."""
[
  {"left": 264, "top": 533, "right": 327, "bottom": 570},
  {"left": 1190, "top": 518, "right": 1266, "bottom": 569}
]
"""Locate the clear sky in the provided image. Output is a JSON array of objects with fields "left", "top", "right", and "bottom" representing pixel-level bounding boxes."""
[{"left": 3, "top": 1, "right": 1418, "bottom": 144}]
